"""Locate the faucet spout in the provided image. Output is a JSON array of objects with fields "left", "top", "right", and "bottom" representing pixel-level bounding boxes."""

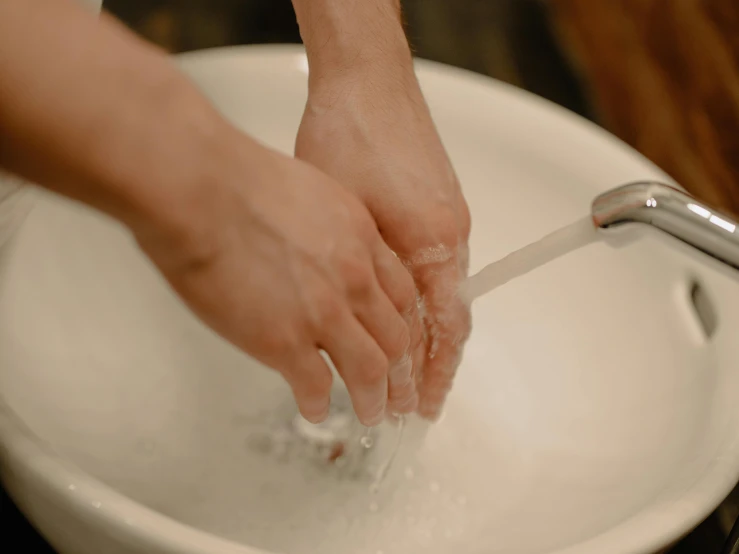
[{"left": 592, "top": 181, "right": 739, "bottom": 272}]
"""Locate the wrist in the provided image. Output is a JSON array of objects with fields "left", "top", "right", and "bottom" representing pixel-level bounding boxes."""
[
  {"left": 89, "top": 75, "right": 218, "bottom": 228},
  {"left": 293, "top": 0, "right": 414, "bottom": 90}
]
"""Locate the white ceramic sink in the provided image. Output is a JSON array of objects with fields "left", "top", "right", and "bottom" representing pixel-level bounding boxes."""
[{"left": 1, "top": 45, "right": 738, "bottom": 554}]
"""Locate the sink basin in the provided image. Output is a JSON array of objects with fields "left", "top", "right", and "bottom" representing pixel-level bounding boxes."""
[{"left": 1, "top": 45, "right": 738, "bottom": 554}]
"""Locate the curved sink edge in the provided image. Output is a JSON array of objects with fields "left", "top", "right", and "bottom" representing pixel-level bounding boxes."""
[{"left": 2, "top": 389, "right": 739, "bottom": 554}]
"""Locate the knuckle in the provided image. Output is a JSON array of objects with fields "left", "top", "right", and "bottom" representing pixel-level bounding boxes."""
[
  {"left": 257, "top": 326, "right": 299, "bottom": 356},
  {"left": 437, "top": 213, "right": 463, "bottom": 246},
  {"left": 354, "top": 214, "right": 380, "bottom": 243},
  {"left": 338, "top": 251, "right": 374, "bottom": 297},
  {"left": 314, "top": 293, "right": 344, "bottom": 328},
  {"left": 425, "top": 201, "right": 467, "bottom": 247},
  {"left": 355, "top": 353, "right": 388, "bottom": 387}
]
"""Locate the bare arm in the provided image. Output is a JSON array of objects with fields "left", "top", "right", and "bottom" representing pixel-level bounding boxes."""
[
  {"left": 0, "top": 0, "right": 421, "bottom": 425},
  {"left": 291, "top": 0, "right": 472, "bottom": 419},
  {"left": 0, "top": 0, "right": 248, "bottom": 243},
  {"left": 291, "top": 0, "right": 412, "bottom": 81}
]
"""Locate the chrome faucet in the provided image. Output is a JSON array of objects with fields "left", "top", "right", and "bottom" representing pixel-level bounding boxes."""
[{"left": 592, "top": 181, "right": 739, "bottom": 272}]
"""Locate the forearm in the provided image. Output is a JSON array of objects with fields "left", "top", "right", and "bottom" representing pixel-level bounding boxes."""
[
  {"left": 0, "top": 0, "right": 243, "bottom": 237},
  {"left": 291, "top": 0, "right": 413, "bottom": 86}
]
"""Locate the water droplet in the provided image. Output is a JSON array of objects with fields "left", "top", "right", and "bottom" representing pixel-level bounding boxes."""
[
  {"left": 404, "top": 466, "right": 415, "bottom": 479},
  {"left": 444, "top": 529, "right": 454, "bottom": 539},
  {"left": 360, "top": 435, "right": 374, "bottom": 448},
  {"left": 456, "top": 495, "right": 467, "bottom": 505},
  {"left": 67, "top": 484, "right": 76, "bottom": 491},
  {"left": 92, "top": 501, "right": 101, "bottom": 509},
  {"left": 376, "top": 550, "right": 384, "bottom": 554},
  {"left": 369, "top": 502, "right": 379, "bottom": 513},
  {"left": 430, "top": 481, "right": 440, "bottom": 493}
]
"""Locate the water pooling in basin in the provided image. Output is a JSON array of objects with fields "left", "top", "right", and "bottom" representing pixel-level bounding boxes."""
[
  {"left": 243, "top": 384, "right": 407, "bottom": 487},
  {"left": 168, "top": 399, "right": 513, "bottom": 554}
]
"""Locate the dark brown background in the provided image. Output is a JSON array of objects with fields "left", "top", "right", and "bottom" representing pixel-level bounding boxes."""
[
  {"left": 2, "top": 1, "right": 738, "bottom": 553},
  {"left": 103, "top": 0, "right": 739, "bottom": 216}
]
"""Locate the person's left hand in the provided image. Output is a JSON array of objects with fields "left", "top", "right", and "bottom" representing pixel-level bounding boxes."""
[{"left": 295, "top": 63, "right": 472, "bottom": 420}]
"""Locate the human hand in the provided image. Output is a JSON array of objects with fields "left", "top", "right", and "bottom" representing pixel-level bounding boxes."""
[
  {"left": 295, "top": 60, "right": 472, "bottom": 420},
  {"left": 135, "top": 131, "right": 421, "bottom": 427},
  {"left": 0, "top": 0, "right": 421, "bottom": 427}
]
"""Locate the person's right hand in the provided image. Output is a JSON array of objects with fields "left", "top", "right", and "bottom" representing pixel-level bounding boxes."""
[{"left": 134, "top": 132, "right": 421, "bottom": 427}]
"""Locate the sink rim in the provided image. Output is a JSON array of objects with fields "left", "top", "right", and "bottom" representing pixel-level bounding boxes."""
[{"left": 1, "top": 44, "right": 738, "bottom": 554}]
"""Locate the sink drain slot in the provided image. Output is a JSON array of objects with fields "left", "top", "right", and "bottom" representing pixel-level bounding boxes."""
[{"left": 688, "top": 279, "right": 718, "bottom": 341}]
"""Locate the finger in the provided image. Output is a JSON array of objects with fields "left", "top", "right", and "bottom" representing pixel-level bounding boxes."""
[
  {"left": 372, "top": 247, "right": 421, "bottom": 413},
  {"left": 282, "top": 349, "right": 334, "bottom": 424},
  {"left": 373, "top": 247, "right": 422, "bottom": 350},
  {"left": 413, "top": 261, "right": 472, "bottom": 420},
  {"left": 353, "top": 280, "right": 417, "bottom": 415},
  {"left": 319, "top": 313, "right": 389, "bottom": 426}
]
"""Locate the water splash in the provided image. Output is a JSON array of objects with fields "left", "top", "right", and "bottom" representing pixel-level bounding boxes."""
[{"left": 370, "top": 414, "right": 406, "bottom": 494}]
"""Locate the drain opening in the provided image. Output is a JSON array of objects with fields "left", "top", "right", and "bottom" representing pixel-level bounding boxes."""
[{"left": 689, "top": 280, "right": 718, "bottom": 340}]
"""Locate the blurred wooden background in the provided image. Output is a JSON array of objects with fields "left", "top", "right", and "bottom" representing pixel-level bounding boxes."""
[{"left": 549, "top": 0, "right": 739, "bottom": 216}]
